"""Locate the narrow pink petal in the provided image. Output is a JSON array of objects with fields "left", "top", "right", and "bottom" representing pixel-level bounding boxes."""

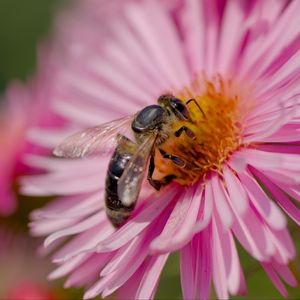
[
  {"left": 214, "top": 214, "right": 242, "bottom": 295},
  {"left": 44, "top": 211, "right": 106, "bottom": 247},
  {"left": 86, "top": 237, "right": 150, "bottom": 299},
  {"left": 238, "top": 171, "right": 287, "bottom": 230},
  {"left": 258, "top": 143, "right": 300, "bottom": 155},
  {"left": 202, "top": 0, "right": 223, "bottom": 76},
  {"left": 21, "top": 171, "right": 103, "bottom": 196},
  {"left": 101, "top": 223, "right": 167, "bottom": 298},
  {"left": 272, "top": 260, "right": 298, "bottom": 287},
  {"left": 61, "top": 69, "right": 142, "bottom": 113},
  {"left": 53, "top": 223, "right": 113, "bottom": 262},
  {"left": 151, "top": 185, "right": 201, "bottom": 252},
  {"left": 65, "top": 253, "right": 112, "bottom": 288},
  {"left": 170, "top": 186, "right": 202, "bottom": 247},
  {"left": 217, "top": 0, "right": 245, "bottom": 75},
  {"left": 223, "top": 165, "right": 248, "bottom": 216},
  {"left": 261, "top": 263, "right": 288, "bottom": 297},
  {"left": 52, "top": 97, "right": 113, "bottom": 126},
  {"left": 211, "top": 174, "right": 233, "bottom": 230},
  {"left": 277, "top": 184, "right": 300, "bottom": 202},
  {"left": 101, "top": 236, "right": 143, "bottom": 276},
  {"left": 180, "top": 242, "right": 196, "bottom": 300},
  {"left": 241, "top": 1, "right": 300, "bottom": 82},
  {"left": 239, "top": 149, "right": 300, "bottom": 172},
  {"left": 29, "top": 217, "right": 80, "bottom": 236},
  {"left": 260, "top": 169, "right": 300, "bottom": 186},
  {"left": 108, "top": 19, "right": 170, "bottom": 91},
  {"left": 183, "top": 0, "right": 205, "bottom": 72},
  {"left": 252, "top": 168, "right": 300, "bottom": 225},
  {"left": 40, "top": 193, "right": 103, "bottom": 220},
  {"left": 194, "top": 179, "right": 213, "bottom": 232},
  {"left": 125, "top": 1, "right": 189, "bottom": 88},
  {"left": 96, "top": 187, "right": 176, "bottom": 252},
  {"left": 86, "top": 56, "right": 154, "bottom": 102},
  {"left": 116, "top": 264, "right": 147, "bottom": 300},
  {"left": 31, "top": 193, "right": 97, "bottom": 219},
  {"left": 150, "top": 190, "right": 189, "bottom": 252},
  {"left": 212, "top": 217, "right": 229, "bottom": 300},
  {"left": 49, "top": 253, "right": 91, "bottom": 280},
  {"left": 266, "top": 228, "right": 296, "bottom": 264},
  {"left": 134, "top": 254, "right": 169, "bottom": 300},
  {"left": 227, "top": 233, "right": 243, "bottom": 295},
  {"left": 231, "top": 208, "right": 268, "bottom": 260},
  {"left": 102, "top": 42, "right": 159, "bottom": 96},
  {"left": 27, "top": 127, "right": 76, "bottom": 148},
  {"left": 195, "top": 225, "right": 212, "bottom": 300}
]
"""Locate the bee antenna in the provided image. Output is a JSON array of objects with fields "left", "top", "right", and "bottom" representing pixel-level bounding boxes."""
[{"left": 186, "top": 98, "right": 205, "bottom": 118}]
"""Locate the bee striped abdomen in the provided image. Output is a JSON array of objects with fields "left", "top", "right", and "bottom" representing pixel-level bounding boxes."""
[{"left": 105, "top": 139, "right": 135, "bottom": 227}]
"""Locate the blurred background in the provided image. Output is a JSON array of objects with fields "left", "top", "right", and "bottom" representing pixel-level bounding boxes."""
[{"left": 0, "top": 1, "right": 299, "bottom": 299}]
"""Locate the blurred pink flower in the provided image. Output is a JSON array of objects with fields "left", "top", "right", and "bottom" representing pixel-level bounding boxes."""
[
  {"left": 0, "top": 227, "right": 58, "bottom": 299},
  {"left": 0, "top": 47, "right": 64, "bottom": 216},
  {"left": 22, "top": 0, "right": 300, "bottom": 299}
]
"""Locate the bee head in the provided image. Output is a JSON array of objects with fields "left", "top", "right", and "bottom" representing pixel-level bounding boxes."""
[{"left": 157, "top": 94, "right": 191, "bottom": 121}]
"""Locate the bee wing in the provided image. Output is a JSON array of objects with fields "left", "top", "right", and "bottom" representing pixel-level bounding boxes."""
[
  {"left": 53, "top": 115, "right": 134, "bottom": 158},
  {"left": 117, "top": 134, "right": 157, "bottom": 207}
]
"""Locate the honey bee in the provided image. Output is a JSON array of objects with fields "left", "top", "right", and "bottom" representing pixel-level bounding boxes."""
[{"left": 54, "top": 95, "right": 203, "bottom": 227}]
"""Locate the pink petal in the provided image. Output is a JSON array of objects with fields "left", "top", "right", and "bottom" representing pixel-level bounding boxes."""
[
  {"left": 211, "top": 174, "right": 233, "bottom": 230},
  {"left": 101, "top": 236, "right": 143, "bottom": 276},
  {"left": 212, "top": 217, "right": 228, "bottom": 300},
  {"left": 124, "top": 1, "right": 190, "bottom": 88},
  {"left": 194, "top": 179, "right": 213, "bottom": 232},
  {"left": 239, "top": 149, "right": 300, "bottom": 172},
  {"left": 49, "top": 253, "right": 91, "bottom": 280},
  {"left": 180, "top": 242, "right": 196, "bottom": 300},
  {"left": 151, "top": 185, "right": 200, "bottom": 253},
  {"left": 183, "top": 0, "right": 205, "bottom": 72},
  {"left": 272, "top": 261, "right": 298, "bottom": 287},
  {"left": 96, "top": 187, "right": 176, "bottom": 252},
  {"left": 216, "top": 0, "right": 246, "bottom": 75},
  {"left": 195, "top": 225, "right": 212, "bottom": 300},
  {"left": 252, "top": 168, "right": 300, "bottom": 225},
  {"left": 53, "top": 223, "right": 114, "bottom": 262},
  {"left": 238, "top": 170, "right": 287, "bottom": 230},
  {"left": 261, "top": 263, "right": 288, "bottom": 297},
  {"left": 65, "top": 253, "right": 112, "bottom": 288},
  {"left": 134, "top": 254, "right": 169, "bottom": 300},
  {"left": 271, "top": 227, "right": 295, "bottom": 263},
  {"left": 44, "top": 211, "right": 106, "bottom": 247},
  {"left": 231, "top": 208, "right": 269, "bottom": 260},
  {"left": 222, "top": 165, "right": 248, "bottom": 216}
]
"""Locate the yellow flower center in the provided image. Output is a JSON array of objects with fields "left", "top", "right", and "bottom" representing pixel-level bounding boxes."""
[{"left": 154, "top": 74, "right": 247, "bottom": 185}]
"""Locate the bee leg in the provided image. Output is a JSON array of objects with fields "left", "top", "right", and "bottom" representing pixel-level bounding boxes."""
[
  {"left": 163, "top": 154, "right": 187, "bottom": 168},
  {"left": 159, "top": 148, "right": 190, "bottom": 171},
  {"left": 186, "top": 98, "right": 205, "bottom": 118},
  {"left": 147, "top": 153, "right": 162, "bottom": 191},
  {"left": 174, "top": 126, "right": 196, "bottom": 140}
]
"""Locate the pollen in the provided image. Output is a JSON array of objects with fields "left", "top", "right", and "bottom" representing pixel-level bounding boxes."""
[{"left": 155, "top": 74, "right": 248, "bottom": 185}]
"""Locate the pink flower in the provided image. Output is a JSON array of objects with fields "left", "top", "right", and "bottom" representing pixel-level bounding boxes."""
[
  {"left": 23, "top": 0, "right": 300, "bottom": 299},
  {"left": 0, "top": 47, "right": 64, "bottom": 216},
  {"left": 0, "top": 227, "right": 58, "bottom": 299}
]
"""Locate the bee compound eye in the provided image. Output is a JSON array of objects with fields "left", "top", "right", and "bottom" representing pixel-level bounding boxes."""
[{"left": 170, "top": 98, "right": 190, "bottom": 120}]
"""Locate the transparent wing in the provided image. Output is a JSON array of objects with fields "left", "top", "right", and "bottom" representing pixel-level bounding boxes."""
[
  {"left": 118, "top": 134, "right": 157, "bottom": 207},
  {"left": 53, "top": 115, "right": 133, "bottom": 158}
]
